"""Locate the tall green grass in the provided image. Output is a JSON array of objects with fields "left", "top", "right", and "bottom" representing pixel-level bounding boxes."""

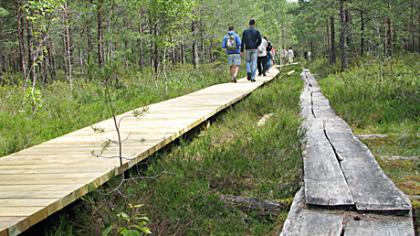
[
  {"left": 314, "top": 55, "right": 419, "bottom": 234},
  {"left": 318, "top": 55, "right": 419, "bottom": 134},
  {"left": 44, "top": 65, "right": 303, "bottom": 235},
  {"left": 0, "top": 64, "right": 231, "bottom": 157}
]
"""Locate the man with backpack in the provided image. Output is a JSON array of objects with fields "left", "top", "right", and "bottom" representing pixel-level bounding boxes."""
[
  {"left": 222, "top": 26, "right": 241, "bottom": 83},
  {"left": 241, "top": 19, "right": 262, "bottom": 82}
]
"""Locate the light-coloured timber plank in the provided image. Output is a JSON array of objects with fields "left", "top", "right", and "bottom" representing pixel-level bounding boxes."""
[
  {"left": 0, "top": 167, "right": 113, "bottom": 175},
  {"left": 0, "top": 207, "right": 44, "bottom": 217},
  {"left": 0, "top": 68, "right": 280, "bottom": 235},
  {"left": 0, "top": 199, "right": 56, "bottom": 207},
  {"left": 280, "top": 188, "right": 344, "bottom": 236},
  {"left": 0, "top": 191, "right": 71, "bottom": 199},
  {"left": 0, "top": 217, "right": 27, "bottom": 236}
]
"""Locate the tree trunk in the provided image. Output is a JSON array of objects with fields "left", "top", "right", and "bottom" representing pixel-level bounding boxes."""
[
  {"left": 26, "top": 21, "right": 35, "bottom": 90},
  {"left": 106, "top": 4, "right": 113, "bottom": 61},
  {"left": 339, "top": 0, "right": 348, "bottom": 71},
  {"left": 62, "top": 1, "right": 73, "bottom": 89},
  {"left": 87, "top": 23, "right": 92, "bottom": 64},
  {"left": 97, "top": 1, "right": 104, "bottom": 67},
  {"left": 326, "top": 20, "right": 330, "bottom": 59},
  {"left": 16, "top": 0, "right": 28, "bottom": 81},
  {"left": 180, "top": 43, "right": 185, "bottom": 64},
  {"left": 329, "top": 16, "right": 336, "bottom": 65},
  {"left": 138, "top": 10, "right": 145, "bottom": 70},
  {"left": 345, "top": 9, "right": 351, "bottom": 49},
  {"left": 360, "top": 11, "right": 365, "bottom": 56},
  {"left": 384, "top": 1, "right": 393, "bottom": 56},
  {"left": 199, "top": 12, "right": 205, "bottom": 64},
  {"left": 410, "top": 0, "right": 415, "bottom": 52},
  {"left": 192, "top": 21, "right": 199, "bottom": 68},
  {"left": 47, "top": 38, "right": 56, "bottom": 80}
]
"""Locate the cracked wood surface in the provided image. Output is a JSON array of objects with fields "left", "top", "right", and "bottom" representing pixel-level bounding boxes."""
[
  {"left": 281, "top": 69, "right": 414, "bottom": 235},
  {"left": 280, "top": 188, "right": 414, "bottom": 236},
  {"left": 299, "top": 69, "right": 411, "bottom": 212},
  {"left": 0, "top": 68, "right": 280, "bottom": 236}
]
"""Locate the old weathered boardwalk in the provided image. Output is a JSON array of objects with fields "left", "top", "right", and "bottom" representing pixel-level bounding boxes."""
[
  {"left": 280, "top": 69, "right": 414, "bottom": 235},
  {"left": 0, "top": 68, "right": 280, "bottom": 236}
]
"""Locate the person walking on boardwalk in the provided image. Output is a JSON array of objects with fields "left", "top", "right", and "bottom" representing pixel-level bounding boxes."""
[
  {"left": 288, "top": 47, "right": 295, "bottom": 63},
  {"left": 222, "top": 26, "right": 242, "bottom": 83},
  {"left": 266, "top": 40, "right": 273, "bottom": 70},
  {"left": 241, "top": 19, "right": 262, "bottom": 82},
  {"left": 257, "top": 36, "right": 269, "bottom": 76}
]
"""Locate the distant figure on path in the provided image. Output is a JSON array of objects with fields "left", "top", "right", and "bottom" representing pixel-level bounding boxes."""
[
  {"left": 288, "top": 47, "right": 295, "bottom": 63},
  {"left": 257, "top": 36, "right": 269, "bottom": 76},
  {"left": 281, "top": 48, "right": 288, "bottom": 65},
  {"left": 222, "top": 26, "right": 241, "bottom": 83},
  {"left": 241, "top": 19, "right": 262, "bottom": 82},
  {"left": 266, "top": 39, "right": 273, "bottom": 70}
]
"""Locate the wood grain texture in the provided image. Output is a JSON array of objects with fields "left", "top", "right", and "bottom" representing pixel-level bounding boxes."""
[
  {"left": 343, "top": 213, "right": 414, "bottom": 236},
  {"left": 303, "top": 128, "right": 353, "bottom": 206},
  {"left": 0, "top": 68, "right": 280, "bottom": 235},
  {"left": 280, "top": 188, "right": 344, "bottom": 236},
  {"left": 280, "top": 188, "right": 415, "bottom": 236},
  {"left": 299, "top": 69, "right": 411, "bottom": 212},
  {"left": 325, "top": 122, "right": 412, "bottom": 212}
]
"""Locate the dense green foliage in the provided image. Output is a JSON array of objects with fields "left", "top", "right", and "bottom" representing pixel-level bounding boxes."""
[{"left": 43, "top": 65, "right": 303, "bottom": 235}]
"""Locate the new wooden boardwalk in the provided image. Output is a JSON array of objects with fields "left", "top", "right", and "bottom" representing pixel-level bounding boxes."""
[
  {"left": 280, "top": 69, "right": 414, "bottom": 236},
  {"left": 0, "top": 67, "right": 280, "bottom": 236}
]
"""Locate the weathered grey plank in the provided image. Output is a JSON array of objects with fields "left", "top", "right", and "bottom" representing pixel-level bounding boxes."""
[
  {"left": 280, "top": 188, "right": 344, "bottom": 236},
  {"left": 325, "top": 118, "right": 412, "bottom": 212},
  {"left": 304, "top": 127, "right": 353, "bottom": 206},
  {"left": 343, "top": 212, "right": 414, "bottom": 236}
]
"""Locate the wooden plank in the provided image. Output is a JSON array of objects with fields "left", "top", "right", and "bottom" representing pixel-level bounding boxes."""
[
  {"left": 304, "top": 127, "right": 353, "bottom": 206},
  {"left": 325, "top": 122, "right": 412, "bottom": 212},
  {"left": 0, "top": 217, "right": 28, "bottom": 236},
  {"left": 343, "top": 212, "right": 414, "bottom": 236},
  {"left": 0, "top": 68, "right": 280, "bottom": 235},
  {"left": 280, "top": 189, "right": 415, "bottom": 236},
  {"left": 280, "top": 188, "right": 344, "bottom": 236}
]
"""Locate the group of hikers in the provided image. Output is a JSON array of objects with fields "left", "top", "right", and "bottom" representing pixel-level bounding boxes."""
[{"left": 221, "top": 19, "right": 276, "bottom": 83}]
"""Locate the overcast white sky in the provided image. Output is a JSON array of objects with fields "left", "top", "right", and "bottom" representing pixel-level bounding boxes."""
[{"left": 287, "top": 0, "right": 298, "bottom": 2}]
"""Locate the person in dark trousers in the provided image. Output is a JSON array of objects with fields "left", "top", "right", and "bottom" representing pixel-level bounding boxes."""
[
  {"left": 266, "top": 40, "right": 273, "bottom": 70},
  {"left": 241, "top": 19, "right": 262, "bottom": 82},
  {"left": 257, "top": 36, "right": 268, "bottom": 76},
  {"left": 222, "top": 26, "right": 241, "bottom": 83}
]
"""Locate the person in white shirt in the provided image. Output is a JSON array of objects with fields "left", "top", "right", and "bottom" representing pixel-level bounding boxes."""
[
  {"left": 257, "top": 36, "right": 269, "bottom": 76},
  {"left": 288, "top": 47, "right": 294, "bottom": 63}
]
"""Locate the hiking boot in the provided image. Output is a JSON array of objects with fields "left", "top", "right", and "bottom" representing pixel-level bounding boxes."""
[
  {"left": 251, "top": 79, "right": 256, "bottom": 82},
  {"left": 246, "top": 73, "right": 251, "bottom": 81},
  {"left": 232, "top": 77, "right": 237, "bottom": 83}
]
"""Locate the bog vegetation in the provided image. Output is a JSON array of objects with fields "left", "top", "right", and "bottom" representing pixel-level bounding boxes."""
[{"left": 0, "top": 0, "right": 419, "bottom": 234}]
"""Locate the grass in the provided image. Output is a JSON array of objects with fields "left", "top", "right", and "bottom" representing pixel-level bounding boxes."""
[
  {"left": 37, "top": 64, "right": 304, "bottom": 235},
  {"left": 314, "top": 54, "right": 420, "bottom": 233},
  {"left": 0, "top": 64, "right": 233, "bottom": 157}
]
